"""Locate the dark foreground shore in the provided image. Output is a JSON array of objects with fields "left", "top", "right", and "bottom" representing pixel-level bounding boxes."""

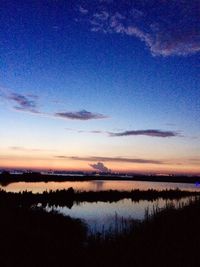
[{"left": 0, "top": 189, "right": 200, "bottom": 267}]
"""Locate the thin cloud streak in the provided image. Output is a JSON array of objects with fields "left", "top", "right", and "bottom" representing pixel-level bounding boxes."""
[
  {"left": 0, "top": 89, "right": 40, "bottom": 113},
  {"left": 0, "top": 91, "right": 181, "bottom": 136},
  {"left": 10, "top": 95, "right": 39, "bottom": 113},
  {"left": 65, "top": 128, "right": 179, "bottom": 138},
  {"left": 56, "top": 156, "right": 163, "bottom": 165},
  {"left": 9, "top": 146, "right": 56, "bottom": 152},
  {"left": 55, "top": 110, "right": 108, "bottom": 120},
  {"left": 65, "top": 128, "right": 106, "bottom": 134},
  {"left": 0, "top": 89, "right": 108, "bottom": 121},
  {"left": 109, "top": 129, "right": 179, "bottom": 138}
]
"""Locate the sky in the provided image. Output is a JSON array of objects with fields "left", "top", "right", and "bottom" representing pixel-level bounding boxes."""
[{"left": 0, "top": 0, "right": 199, "bottom": 174}]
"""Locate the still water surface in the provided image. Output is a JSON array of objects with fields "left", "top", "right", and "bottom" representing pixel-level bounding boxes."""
[
  {"left": 1, "top": 180, "right": 199, "bottom": 193},
  {"left": 1, "top": 180, "right": 198, "bottom": 232},
  {"left": 46, "top": 197, "right": 195, "bottom": 233}
]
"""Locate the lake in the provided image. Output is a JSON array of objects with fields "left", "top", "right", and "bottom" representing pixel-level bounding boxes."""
[
  {"left": 1, "top": 180, "right": 199, "bottom": 233},
  {"left": 45, "top": 196, "right": 195, "bottom": 233},
  {"left": 1, "top": 179, "right": 199, "bottom": 193}
]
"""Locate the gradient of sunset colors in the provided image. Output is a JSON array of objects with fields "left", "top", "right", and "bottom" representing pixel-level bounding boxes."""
[{"left": 0, "top": 0, "right": 199, "bottom": 175}]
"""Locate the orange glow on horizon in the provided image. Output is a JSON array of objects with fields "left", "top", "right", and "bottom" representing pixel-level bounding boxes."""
[{"left": 0, "top": 157, "right": 199, "bottom": 175}]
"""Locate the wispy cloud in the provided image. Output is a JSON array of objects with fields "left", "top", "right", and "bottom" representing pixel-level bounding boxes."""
[
  {"left": 9, "top": 146, "right": 55, "bottom": 152},
  {"left": 0, "top": 89, "right": 40, "bottom": 113},
  {"left": 90, "top": 162, "right": 111, "bottom": 172},
  {"left": 55, "top": 110, "right": 108, "bottom": 120},
  {"left": 65, "top": 128, "right": 106, "bottom": 134},
  {"left": 109, "top": 129, "right": 179, "bottom": 138},
  {"left": 0, "top": 88, "right": 107, "bottom": 121},
  {"left": 79, "top": 6, "right": 89, "bottom": 15},
  {"left": 56, "top": 155, "right": 163, "bottom": 165},
  {"left": 65, "top": 128, "right": 179, "bottom": 138},
  {"left": 10, "top": 146, "right": 41, "bottom": 152},
  {"left": 7, "top": 93, "right": 39, "bottom": 113},
  {"left": 78, "top": 0, "right": 200, "bottom": 56},
  {"left": 189, "top": 158, "right": 200, "bottom": 164}
]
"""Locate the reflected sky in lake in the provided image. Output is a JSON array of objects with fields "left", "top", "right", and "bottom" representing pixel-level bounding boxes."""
[
  {"left": 1, "top": 180, "right": 199, "bottom": 193},
  {"left": 1, "top": 179, "right": 198, "bottom": 233},
  {"left": 46, "top": 197, "right": 194, "bottom": 233}
]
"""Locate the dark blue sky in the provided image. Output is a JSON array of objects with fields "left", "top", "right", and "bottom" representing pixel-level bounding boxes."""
[{"left": 0, "top": 0, "right": 199, "bottom": 174}]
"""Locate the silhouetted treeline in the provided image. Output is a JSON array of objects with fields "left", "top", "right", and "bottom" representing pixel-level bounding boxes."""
[
  {"left": 0, "top": 188, "right": 199, "bottom": 208},
  {"left": 0, "top": 171, "right": 199, "bottom": 185}
]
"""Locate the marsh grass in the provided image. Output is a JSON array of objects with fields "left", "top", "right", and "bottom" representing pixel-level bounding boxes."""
[{"left": 0, "top": 190, "right": 200, "bottom": 267}]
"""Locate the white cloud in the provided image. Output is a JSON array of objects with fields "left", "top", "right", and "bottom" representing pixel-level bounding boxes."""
[{"left": 78, "top": 0, "right": 200, "bottom": 56}]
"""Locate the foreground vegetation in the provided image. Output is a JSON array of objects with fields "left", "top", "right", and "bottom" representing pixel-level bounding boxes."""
[
  {"left": 0, "top": 188, "right": 199, "bottom": 208},
  {"left": 87, "top": 197, "right": 200, "bottom": 267},
  {"left": 0, "top": 189, "right": 200, "bottom": 267}
]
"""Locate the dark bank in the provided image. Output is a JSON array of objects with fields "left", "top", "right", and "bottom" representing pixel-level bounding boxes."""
[{"left": 0, "top": 188, "right": 200, "bottom": 267}]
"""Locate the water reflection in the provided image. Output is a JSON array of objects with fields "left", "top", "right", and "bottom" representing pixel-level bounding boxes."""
[
  {"left": 91, "top": 180, "right": 105, "bottom": 191},
  {"left": 46, "top": 197, "right": 194, "bottom": 233},
  {"left": 1, "top": 180, "right": 199, "bottom": 193}
]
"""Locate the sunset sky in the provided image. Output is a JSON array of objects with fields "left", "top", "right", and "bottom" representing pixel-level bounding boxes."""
[{"left": 0, "top": 0, "right": 199, "bottom": 174}]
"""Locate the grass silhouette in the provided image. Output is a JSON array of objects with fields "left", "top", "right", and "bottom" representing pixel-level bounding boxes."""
[
  {"left": 0, "top": 189, "right": 200, "bottom": 267},
  {"left": 0, "top": 187, "right": 199, "bottom": 208}
]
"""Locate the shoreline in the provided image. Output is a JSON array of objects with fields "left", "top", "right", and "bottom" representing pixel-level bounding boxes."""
[
  {"left": 0, "top": 173, "right": 200, "bottom": 186},
  {"left": 1, "top": 187, "right": 200, "bottom": 267},
  {"left": 1, "top": 188, "right": 200, "bottom": 207}
]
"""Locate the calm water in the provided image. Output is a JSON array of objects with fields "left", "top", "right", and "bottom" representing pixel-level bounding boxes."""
[
  {"left": 45, "top": 197, "right": 195, "bottom": 233},
  {"left": 1, "top": 180, "right": 198, "bottom": 233},
  {"left": 1, "top": 180, "right": 199, "bottom": 193}
]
